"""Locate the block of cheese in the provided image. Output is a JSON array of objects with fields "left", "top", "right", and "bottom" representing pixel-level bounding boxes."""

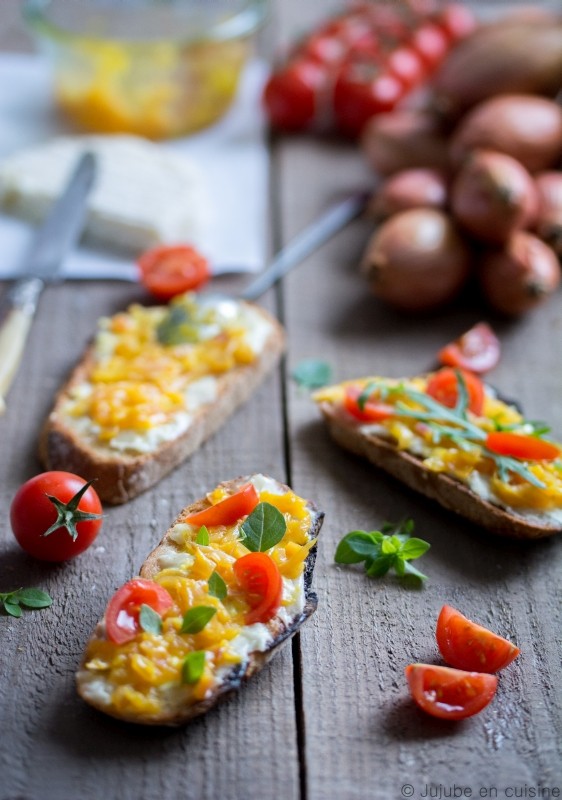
[{"left": 0, "top": 135, "right": 208, "bottom": 252}]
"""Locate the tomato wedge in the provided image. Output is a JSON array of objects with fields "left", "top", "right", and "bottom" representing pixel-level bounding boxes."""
[
  {"left": 438, "top": 322, "right": 501, "bottom": 375},
  {"left": 485, "top": 432, "right": 559, "bottom": 461},
  {"left": 426, "top": 368, "right": 484, "bottom": 416},
  {"left": 186, "top": 484, "right": 259, "bottom": 528},
  {"left": 105, "top": 579, "right": 174, "bottom": 644},
  {"left": 234, "top": 552, "right": 283, "bottom": 625},
  {"left": 343, "top": 385, "right": 394, "bottom": 423},
  {"left": 137, "top": 244, "right": 210, "bottom": 301},
  {"left": 436, "top": 605, "right": 520, "bottom": 673},
  {"left": 405, "top": 663, "right": 498, "bottom": 720}
]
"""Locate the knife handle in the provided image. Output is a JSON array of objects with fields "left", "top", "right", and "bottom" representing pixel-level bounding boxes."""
[{"left": 0, "top": 278, "right": 43, "bottom": 414}]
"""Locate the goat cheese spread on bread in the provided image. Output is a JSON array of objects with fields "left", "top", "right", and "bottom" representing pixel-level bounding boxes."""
[
  {"left": 314, "top": 372, "right": 562, "bottom": 526},
  {"left": 61, "top": 293, "right": 276, "bottom": 455}
]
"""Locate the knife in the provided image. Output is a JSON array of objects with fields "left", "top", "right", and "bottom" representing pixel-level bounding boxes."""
[{"left": 0, "top": 152, "right": 97, "bottom": 413}]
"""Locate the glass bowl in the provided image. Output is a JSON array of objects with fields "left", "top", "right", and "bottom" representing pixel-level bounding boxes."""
[{"left": 24, "top": 0, "right": 268, "bottom": 139}]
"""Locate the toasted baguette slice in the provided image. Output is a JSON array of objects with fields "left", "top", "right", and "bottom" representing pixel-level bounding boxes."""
[
  {"left": 39, "top": 298, "right": 285, "bottom": 504},
  {"left": 315, "top": 377, "right": 562, "bottom": 540},
  {"left": 76, "top": 474, "right": 324, "bottom": 726}
]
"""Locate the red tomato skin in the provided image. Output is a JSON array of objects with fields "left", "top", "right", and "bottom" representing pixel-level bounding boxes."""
[
  {"left": 485, "top": 432, "right": 560, "bottom": 461},
  {"left": 234, "top": 552, "right": 283, "bottom": 625},
  {"left": 436, "top": 605, "right": 520, "bottom": 673},
  {"left": 405, "top": 663, "right": 498, "bottom": 720},
  {"left": 137, "top": 245, "right": 210, "bottom": 301},
  {"left": 263, "top": 59, "right": 328, "bottom": 132},
  {"left": 438, "top": 322, "right": 501, "bottom": 375},
  {"left": 333, "top": 62, "right": 405, "bottom": 137},
  {"left": 10, "top": 472, "right": 102, "bottom": 562},
  {"left": 410, "top": 22, "right": 450, "bottom": 70},
  {"left": 186, "top": 484, "right": 260, "bottom": 528},
  {"left": 343, "top": 386, "right": 394, "bottom": 422},
  {"left": 426, "top": 368, "right": 485, "bottom": 416},
  {"left": 386, "top": 46, "right": 426, "bottom": 91},
  {"left": 105, "top": 580, "right": 174, "bottom": 645},
  {"left": 436, "top": 4, "right": 478, "bottom": 42}
]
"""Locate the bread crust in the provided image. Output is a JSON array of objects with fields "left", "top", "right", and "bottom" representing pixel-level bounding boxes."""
[
  {"left": 318, "top": 402, "right": 561, "bottom": 540},
  {"left": 76, "top": 475, "right": 324, "bottom": 726},
  {"left": 39, "top": 304, "right": 285, "bottom": 504}
]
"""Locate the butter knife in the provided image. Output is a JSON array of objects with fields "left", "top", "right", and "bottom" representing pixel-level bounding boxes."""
[{"left": 0, "top": 152, "right": 97, "bottom": 413}]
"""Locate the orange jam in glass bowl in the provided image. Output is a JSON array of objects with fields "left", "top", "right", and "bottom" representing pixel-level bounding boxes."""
[{"left": 24, "top": 0, "right": 268, "bottom": 139}]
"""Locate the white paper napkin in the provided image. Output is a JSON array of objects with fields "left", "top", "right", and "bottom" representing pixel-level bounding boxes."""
[{"left": 0, "top": 54, "right": 269, "bottom": 281}]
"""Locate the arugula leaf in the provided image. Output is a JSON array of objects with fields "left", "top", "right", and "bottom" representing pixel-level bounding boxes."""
[
  {"left": 454, "top": 369, "right": 469, "bottom": 419},
  {"left": 139, "top": 604, "right": 163, "bottom": 635},
  {"left": 292, "top": 359, "right": 332, "bottom": 390},
  {"left": 208, "top": 571, "right": 227, "bottom": 601},
  {"left": 180, "top": 606, "right": 217, "bottom": 635},
  {"left": 334, "top": 519, "right": 430, "bottom": 585},
  {"left": 240, "top": 502, "right": 286, "bottom": 552},
  {"left": 182, "top": 651, "right": 206, "bottom": 684},
  {"left": 195, "top": 525, "right": 210, "bottom": 545}
]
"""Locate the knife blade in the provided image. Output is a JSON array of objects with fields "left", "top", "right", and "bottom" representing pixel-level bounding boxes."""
[{"left": 0, "top": 152, "right": 97, "bottom": 413}]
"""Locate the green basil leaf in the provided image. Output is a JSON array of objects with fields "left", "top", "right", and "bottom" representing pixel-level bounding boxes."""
[
  {"left": 13, "top": 588, "right": 53, "bottom": 609},
  {"left": 334, "top": 531, "right": 381, "bottom": 564},
  {"left": 3, "top": 601, "right": 22, "bottom": 617},
  {"left": 240, "top": 502, "right": 286, "bottom": 552},
  {"left": 139, "top": 604, "right": 163, "bottom": 635},
  {"left": 399, "top": 538, "right": 430, "bottom": 561},
  {"left": 401, "top": 560, "right": 428, "bottom": 582},
  {"left": 381, "top": 537, "right": 399, "bottom": 555},
  {"left": 182, "top": 651, "right": 206, "bottom": 684},
  {"left": 366, "top": 554, "right": 394, "bottom": 578},
  {"left": 195, "top": 525, "right": 210, "bottom": 545},
  {"left": 292, "top": 359, "right": 332, "bottom": 390},
  {"left": 208, "top": 571, "right": 227, "bottom": 601},
  {"left": 394, "top": 556, "right": 406, "bottom": 577},
  {"left": 180, "top": 606, "right": 217, "bottom": 635},
  {"left": 156, "top": 306, "right": 201, "bottom": 346}
]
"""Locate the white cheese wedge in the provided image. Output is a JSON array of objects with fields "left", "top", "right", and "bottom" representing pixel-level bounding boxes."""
[{"left": 0, "top": 135, "right": 208, "bottom": 252}]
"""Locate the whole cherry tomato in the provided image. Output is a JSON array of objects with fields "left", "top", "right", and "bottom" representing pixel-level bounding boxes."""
[
  {"left": 11, "top": 471, "right": 103, "bottom": 562},
  {"left": 333, "top": 60, "right": 405, "bottom": 137},
  {"left": 263, "top": 58, "right": 329, "bottom": 132}
]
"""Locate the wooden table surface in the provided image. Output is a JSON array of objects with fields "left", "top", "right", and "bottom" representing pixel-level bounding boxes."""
[{"left": 1, "top": 3, "right": 561, "bottom": 800}]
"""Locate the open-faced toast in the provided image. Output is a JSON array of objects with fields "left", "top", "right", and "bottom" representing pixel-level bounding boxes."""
[
  {"left": 76, "top": 474, "right": 323, "bottom": 725},
  {"left": 314, "top": 370, "right": 562, "bottom": 539},
  {"left": 39, "top": 294, "right": 285, "bottom": 504}
]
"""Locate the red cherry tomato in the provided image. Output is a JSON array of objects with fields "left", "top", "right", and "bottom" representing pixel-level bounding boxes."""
[
  {"left": 10, "top": 471, "right": 103, "bottom": 562},
  {"left": 436, "top": 4, "right": 478, "bottom": 42},
  {"left": 138, "top": 245, "right": 210, "bottom": 301},
  {"left": 386, "top": 45, "right": 426, "bottom": 91},
  {"left": 485, "top": 432, "right": 560, "bottom": 461},
  {"left": 263, "top": 58, "right": 329, "bottom": 132},
  {"left": 234, "top": 552, "right": 283, "bottom": 625},
  {"left": 436, "top": 605, "right": 520, "bottom": 673},
  {"left": 426, "top": 368, "right": 484, "bottom": 416},
  {"left": 186, "top": 484, "right": 260, "bottom": 527},
  {"left": 299, "top": 33, "right": 347, "bottom": 67},
  {"left": 343, "top": 385, "right": 394, "bottom": 423},
  {"left": 333, "top": 60, "right": 405, "bottom": 137},
  {"left": 405, "top": 663, "right": 498, "bottom": 720},
  {"left": 438, "top": 323, "right": 501, "bottom": 375},
  {"left": 410, "top": 22, "right": 450, "bottom": 70},
  {"left": 105, "top": 579, "right": 174, "bottom": 644}
]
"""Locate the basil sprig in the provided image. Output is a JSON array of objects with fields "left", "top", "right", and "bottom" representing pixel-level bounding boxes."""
[
  {"left": 239, "top": 502, "right": 286, "bottom": 552},
  {"left": 0, "top": 587, "right": 53, "bottom": 618},
  {"left": 335, "top": 520, "right": 430, "bottom": 583},
  {"left": 292, "top": 359, "right": 332, "bottom": 390}
]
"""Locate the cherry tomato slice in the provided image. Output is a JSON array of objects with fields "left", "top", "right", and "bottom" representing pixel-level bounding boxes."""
[
  {"left": 405, "top": 663, "right": 498, "bottom": 720},
  {"left": 438, "top": 323, "right": 501, "bottom": 375},
  {"left": 485, "top": 432, "right": 560, "bottom": 461},
  {"left": 426, "top": 368, "right": 484, "bottom": 416},
  {"left": 186, "top": 484, "right": 259, "bottom": 527},
  {"left": 234, "top": 552, "right": 283, "bottom": 625},
  {"left": 263, "top": 58, "right": 329, "bottom": 132},
  {"left": 105, "top": 579, "right": 174, "bottom": 644},
  {"left": 138, "top": 245, "right": 210, "bottom": 301},
  {"left": 343, "top": 386, "right": 394, "bottom": 423},
  {"left": 436, "top": 605, "right": 520, "bottom": 673}
]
